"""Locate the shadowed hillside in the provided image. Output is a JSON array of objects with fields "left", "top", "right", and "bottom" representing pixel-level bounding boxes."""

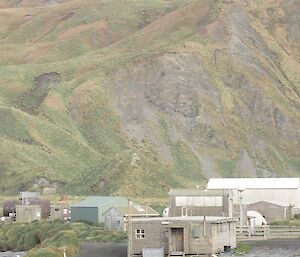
[{"left": 0, "top": 0, "right": 299, "bottom": 196}]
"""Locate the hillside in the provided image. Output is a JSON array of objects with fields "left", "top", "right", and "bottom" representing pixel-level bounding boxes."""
[{"left": 0, "top": 0, "right": 299, "bottom": 196}]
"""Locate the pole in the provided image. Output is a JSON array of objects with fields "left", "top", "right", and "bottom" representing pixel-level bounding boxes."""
[
  {"left": 238, "top": 189, "right": 244, "bottom": 232},
  {"left": 127, "top": 201, "right": 132, "bottom": 257}
]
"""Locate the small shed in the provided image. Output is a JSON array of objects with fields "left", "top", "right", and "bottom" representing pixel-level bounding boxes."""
[
  {"left": 50, "top": 204, "right": 69, "bottom": 221},
  {"left": 104, "top": 204, "right": 159, "bottom": 231},
  {"left": 130, "top": 216, "right": 236, "bottom": 256},
  {"left": 247, "top": 201, "right": 292, "bottom": 222},
  {"left": 16, "top": 205, "right": 42, "bottom": 223},
  {"left": 71, "top": 196, "right": 128, "bottom": 224}
]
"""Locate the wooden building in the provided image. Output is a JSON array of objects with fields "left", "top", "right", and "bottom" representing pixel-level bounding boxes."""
[
  {"left": 129, "top": 216, "right": 236, "bottom": 256},
  {"left": 104, "top": 204, "right": 159, "bottom": 231},
  {"left": 247, "top": 201, "right": 292, "bottom": 222},
  {"left": 50, "top": 204, "right": 69, "bottom": 221},
  {"left": 168, "top": 189, "right": 234, "bottom": 218},
  {"left": 16, "top": 205, "right": 42, "bottom": 223}
]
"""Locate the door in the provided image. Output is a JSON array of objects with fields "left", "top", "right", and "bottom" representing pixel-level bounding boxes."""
[{"left": 171, "top": 228, "right": 184, "bottom": 252}]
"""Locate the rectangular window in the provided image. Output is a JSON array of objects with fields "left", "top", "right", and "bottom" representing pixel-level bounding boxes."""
[
  {"left": 135, "top": 229, "right": 145, "bottom": 239},
  {"left": 192, "top": 228, "right": 202, "bottom": 238},
  {"left": 182, "top": 207, "right": 188, "bottom": 216}
]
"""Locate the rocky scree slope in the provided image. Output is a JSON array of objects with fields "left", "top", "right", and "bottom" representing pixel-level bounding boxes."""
[{"left": 0, "top": 0, "right": 299, "bottom": 196}]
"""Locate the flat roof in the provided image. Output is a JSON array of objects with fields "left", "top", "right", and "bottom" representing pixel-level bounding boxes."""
[
  {"left": 132, "top": 216, "right": 236, "bottom": 223},
  {"left": 115, "top": 206, "right": 159, "bottom": 216},
  {"left": 207, "top": 178, "right": 300, "bottom": 190}
]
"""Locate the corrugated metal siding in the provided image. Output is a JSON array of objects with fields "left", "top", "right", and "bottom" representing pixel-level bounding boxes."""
[{"left": 71, "top": 206, "right": 98, "bottom": 224}]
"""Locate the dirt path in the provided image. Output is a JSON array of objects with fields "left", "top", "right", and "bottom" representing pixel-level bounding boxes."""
[
  {"left": 235, "top": 239, "right": 300, "bottom": 257},
  {"left": 74, "top": 242, "right": 127, "bottom": 257}
]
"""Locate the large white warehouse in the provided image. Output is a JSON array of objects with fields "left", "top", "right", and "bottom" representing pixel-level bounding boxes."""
[{"left": 206, "top": 178, "right": 300, "bottom": 209}]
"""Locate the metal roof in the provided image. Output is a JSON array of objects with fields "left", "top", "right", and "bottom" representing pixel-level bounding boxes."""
[
  {"left": 247, "top": 200, "right": 290, "bottom": 207},
  {"left": 168, "top": 188, "right": 232, "bottom": 196},
  {"left": 105, "top": 205, "right": 159, "bottom": 217},
  {"left": 71, "top": 196, "right": 128, "bottom": 208},
  {"left": 207, "top": 178, "right": 300, "bottom": 190}
]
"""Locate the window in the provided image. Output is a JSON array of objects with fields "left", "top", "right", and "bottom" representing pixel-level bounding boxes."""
[
  {"left": 135, "top": 229, "right": 145, "bottom": 239},
  {"left": 182, "top": 207, "right": 188, "bottom": 217},
  {"left": 192, "top": 228, "right": 202, "bottom": 238},
  {"left": 116, "top": 220, "right": 121, "bottom": 226}
]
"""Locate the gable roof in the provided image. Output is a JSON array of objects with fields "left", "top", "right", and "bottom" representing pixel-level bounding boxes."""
[
  {"left": 207, "top": 178, "right": 300, "bottom": 190},
  {"left": 71, "top": 196, "right": 128, "bottom": 208},
  {"left": 247, "top": 200, "right": 290, "bottom": 207}
]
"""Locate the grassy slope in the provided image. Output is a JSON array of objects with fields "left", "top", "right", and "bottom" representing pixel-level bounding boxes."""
[
  {"left": 0, "top": 220, "right": 126, "bottom": 257},
  {"left": 0, "top": 0, "right": 299, "bottom": 196}
]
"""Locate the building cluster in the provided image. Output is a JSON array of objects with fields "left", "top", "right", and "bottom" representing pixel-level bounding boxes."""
[
  {"left": 2, "top": 178, "right": 300, "bottom": 256},
  {"left": 2, "top": 191, "right": 69, "bottom": 222},
  {"left": 127, "top": 177, "right": 300, "bottom": 257}
]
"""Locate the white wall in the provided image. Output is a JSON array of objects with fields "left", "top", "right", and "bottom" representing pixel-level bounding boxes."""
[{"left": 230, "top": 188, "right": 300, "bottom": 208}]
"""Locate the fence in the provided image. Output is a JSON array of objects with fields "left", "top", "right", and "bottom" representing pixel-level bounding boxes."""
[{"left": 237, "top": 225, "right": 300, "bottom": 241}]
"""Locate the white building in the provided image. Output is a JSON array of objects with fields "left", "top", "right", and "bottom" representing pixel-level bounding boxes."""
[{"left": 207, "top": 178, "right": 300, "bottom": 209}]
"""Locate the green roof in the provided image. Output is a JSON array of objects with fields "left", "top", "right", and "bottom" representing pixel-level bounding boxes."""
[{"left": 71, "top": 196, "right": 128, "bottom": 208}]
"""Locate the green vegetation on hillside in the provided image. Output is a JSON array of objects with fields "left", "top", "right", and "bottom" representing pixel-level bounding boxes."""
[
  {"left": 0, "top": 220, "right": 126, "bottom": 257},
  {"left": 0, "top": 0, "right": 299, "bottom": 196}
]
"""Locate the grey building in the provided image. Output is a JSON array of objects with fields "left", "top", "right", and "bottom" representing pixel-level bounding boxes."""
[
  {"left": 16, "top": 205, "right": 42, "bottom": 223},
  {"left": 207, "top": 178, "right": 300, "bottom": 209},
  {"left": 247, "top": 201, "right": 292, "bottom": 222},
  {"left": 129, "top": 216, "right": 236, "bottom": 256},
  {"left": 71, "top": 196, "right": 128, "bottom": 224},
  {"left": 104, "top": 204, "right": 159, "bottom": 231},
  {"left": 168, "top": 189, "right": 234, "bottom": 218}
]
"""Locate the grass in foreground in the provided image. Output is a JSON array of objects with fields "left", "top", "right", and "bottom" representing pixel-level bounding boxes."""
[
  {"left": 0, "top": 220, "right": 127, "bottom": 257},
  {"left": 232, "top": 243, "right": 252, "bottom": 256}
]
